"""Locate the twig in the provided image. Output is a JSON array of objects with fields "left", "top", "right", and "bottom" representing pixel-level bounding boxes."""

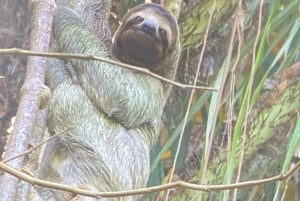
[
  {"left": 166, "top": 1, "right": 216, "bottom": 201},
  {"left": 0, "top": 161, "right": 299, "bottom": 199},
  {"left": 0, "top": 48, "right": 218, "bottom": 91},
  {"left": 0, "top": 1, "right": 56, "bottom": 201},
  {"left": 232, "top": 1, "right": 250, "bottom": 200},
  {"left": 4, "top": 128, "right": 70, "bottom": 163}
]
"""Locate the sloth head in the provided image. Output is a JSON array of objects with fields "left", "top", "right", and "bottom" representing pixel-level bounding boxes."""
[{"left": 112, "top": 3, "right": 179, "bottom": 73}]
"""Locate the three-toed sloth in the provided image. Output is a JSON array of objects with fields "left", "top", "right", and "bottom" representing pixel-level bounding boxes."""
[{"left": 37, "top": 3, "right": 180, "bottom": 201}]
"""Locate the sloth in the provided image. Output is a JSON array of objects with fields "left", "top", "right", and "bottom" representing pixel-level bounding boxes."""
[{"left": 37, "top": 2, "right": 180, "bottom": 201}]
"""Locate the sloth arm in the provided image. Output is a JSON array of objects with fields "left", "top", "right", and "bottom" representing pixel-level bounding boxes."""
[{"left": 52, "top": 6, "right": 165, "bottom": 132}]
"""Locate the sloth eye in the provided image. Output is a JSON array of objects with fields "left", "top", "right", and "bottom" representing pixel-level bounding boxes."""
[
  {"left": 134, "top": 16, "right": 144, "bottom": 23},
  {"left": 159, "top": 28, "right": 167, "bottom": 38}
]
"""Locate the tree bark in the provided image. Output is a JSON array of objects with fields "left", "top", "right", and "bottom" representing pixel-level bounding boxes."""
[{"left": 0, "top": 1, "right": 55, "bottom": 200}]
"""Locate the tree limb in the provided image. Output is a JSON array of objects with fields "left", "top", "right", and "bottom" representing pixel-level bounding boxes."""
[{"left": 0, "top": 1, "right": 56, "bottom": 200}]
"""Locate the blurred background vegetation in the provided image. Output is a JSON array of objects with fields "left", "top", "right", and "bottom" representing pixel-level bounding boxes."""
[{"left": 0, "top": 0, "right": 299, "bottom": 200}]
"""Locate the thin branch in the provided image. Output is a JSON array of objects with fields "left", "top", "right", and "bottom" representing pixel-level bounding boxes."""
[
  {"left": 200, "top": 0, "right": 239, "bottom": 196},
  {"left": 232, "top": 1, "right": 248, "bottom": 200},
  {"left": 4, "top": 128, "right": 70, "bottom": 163},
  {"left": 0, "top": 1, "right": 56, "bottom": 201},
  {"left": 165, "top": 1, "right": 216, "bottom": 201},
  {"left": 0, "top": 161, "right": 299, "bottom": 199},
  {"left": 0, "top": 48, "right": 217, "bottom": 91}
]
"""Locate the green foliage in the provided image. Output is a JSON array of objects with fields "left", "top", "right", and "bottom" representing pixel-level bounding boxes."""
[{"left": 149, "top": 0, "right": 300, "bottom": 200}]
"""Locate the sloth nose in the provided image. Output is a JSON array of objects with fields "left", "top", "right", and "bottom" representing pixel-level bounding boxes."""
[{"left": 142, "top": 19, "right": 157, "bottom": 35}]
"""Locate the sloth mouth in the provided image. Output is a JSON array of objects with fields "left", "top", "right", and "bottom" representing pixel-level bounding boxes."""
[{"left": 135, "top": 29, "right": 158, "bottom": 42}]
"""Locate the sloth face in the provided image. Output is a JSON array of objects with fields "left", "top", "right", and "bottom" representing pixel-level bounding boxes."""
[{"left": 112, "top": 3, "right": 178, "bottom": 71}]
